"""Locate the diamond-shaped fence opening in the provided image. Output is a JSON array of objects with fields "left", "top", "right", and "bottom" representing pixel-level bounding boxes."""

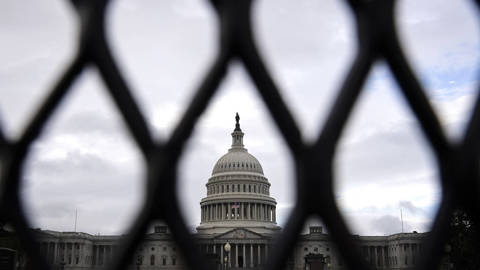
[{"left": 1, "top": 1, "right": 480, "bottom": 270}]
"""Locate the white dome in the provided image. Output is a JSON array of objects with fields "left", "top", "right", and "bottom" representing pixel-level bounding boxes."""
[
  {"left": 197, "top": 113, "right": 279, "bottom": 235},
  {"left": 212, "top": 148, "right": 264, "bottom": 175}
]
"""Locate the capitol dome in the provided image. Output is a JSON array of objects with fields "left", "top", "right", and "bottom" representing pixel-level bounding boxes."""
[
  {"left": 197, "top": 113, "right": 280, "bottom": 235},
  {"left": 212, "top": 149, "right": 264, "bottom": 175}
]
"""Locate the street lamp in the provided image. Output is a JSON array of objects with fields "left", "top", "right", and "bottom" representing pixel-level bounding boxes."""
[{"left": 224, "top": 242, "right": 231, "bottom": 270}]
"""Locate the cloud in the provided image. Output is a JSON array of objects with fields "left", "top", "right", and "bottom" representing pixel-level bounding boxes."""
[
  {"left": 370, "top": 215, "right": 412, "bottom": 236},
  {"left": 2, "top": 0, "right": 477, "bottom": 237},
  {"left": 399, "top": 201, "right": 425, "bottom": 215}
]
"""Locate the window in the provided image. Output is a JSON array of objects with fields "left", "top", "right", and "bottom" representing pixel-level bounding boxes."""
[
  {"left": 227, "top": 185, "right": 229, "bottom": 192},
  {"left": 222, "top": 185, "right": 224, "bottom": 193},
  {"left": 162, "top": 257, "right": 167, "bottom": 266},
  {"left": 154, "top": 226, "right": 167, "bottom": 233},
  {"left": 76, "top": 257, "right": 79, "bottom": 264},
  {"left": 151, "top": 247, "right": 155, "bottom": 251},
  {"left": 405, "top": 256, "right": 408, "bottom": 265},
  {"left": 151, "top": 255, "right": 155, "bottom": 266},
  {"left": 172, "top": 257, "right": 176, "bottom": 265},
  {"left": 314, "top": 247, "right": 318, "bottom": 252},
  {"left": 163, "top": 246, "right": 167, "bottom": 251},
  {"left": 304, "top": 247, "right": 308, "bottom": 252}
]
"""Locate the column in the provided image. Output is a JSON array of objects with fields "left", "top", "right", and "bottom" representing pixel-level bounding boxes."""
[
  {"left": 266, "top": 244, "right": 268, "bottom": 261},
  {"left": 228, "top": 203, "right": 231, "bottom": 220},
  {"left": 104, "top": 246, "right": 107, "bottom": 265},
  {"left": 235, "top": 244, "right": 239, "bottom": 267},
  {"left": 243, "top": 244, "right": 246, "bottom": 268},
  {"left": 258, "top": 244, "right": 261, "bottom": 265},
  {"left": 53, "top": 242, "right": 57, "bottom": 264},
  {"left": 250, "top": 244, "right": 254, "bottom": 267},
  {"left": 221, "top": 244, "right": 224, "bottom": 264},
  {"left": 273, "top": 208, "right": 276, "bottom": 222},
  {"left": 221, "top": 204, "right": 225, "bottom": 220},
  {"left": 96, "top": 245, "right": 99, "bottom": 265},
  {"left": 213, "top": 244, "right": 216, "bottom": 254},
  {"left": 229, "top": 246, "right": 231, "bottom": 267},
  {"left": 247, "top": 203, "right": 251, "bottom": 220},
  {"left": 241, "top": 203, "right": 244, "bottom": 219}
]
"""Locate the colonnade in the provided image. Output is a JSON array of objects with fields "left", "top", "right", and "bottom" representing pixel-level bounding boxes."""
[
  {"left": 207, "top": 182, "right": 270, "bottom": 195},
  {"left": 201, "top": 202, "right": 276, "bottom": 223},
  {"left": 40, "top": 241, "right": 96, "bottom": 266},
  {"left": 40, "top": 241, "right": 117, "bottom": 267},
  {"left": 93, "top": 244, "right": 116, "bottom": 266},
  {"left": 362, "top": 245, "right": 392, "bottom": 268},
  {"left": 203, "top": 243, "right": 269, "bottom": 268}
]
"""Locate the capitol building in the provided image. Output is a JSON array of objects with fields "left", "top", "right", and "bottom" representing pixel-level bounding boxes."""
[{"left": 2, "top": 114, "right": 426, "bottom": 270}]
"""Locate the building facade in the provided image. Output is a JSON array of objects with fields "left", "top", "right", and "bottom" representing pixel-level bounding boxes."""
[{"left": 2, "top": 115, "right": 426, "bottom": 270}]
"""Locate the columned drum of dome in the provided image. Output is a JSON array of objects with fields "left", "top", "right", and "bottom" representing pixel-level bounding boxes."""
[{"left": 197, "top": 113, "right": 280, "bottom": 234}]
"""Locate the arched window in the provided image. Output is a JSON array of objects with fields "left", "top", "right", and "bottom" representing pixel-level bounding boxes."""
[
  {"left": 232, "top": 185, "right": 235, "bottom": 192},
  {"left": 237, "top": 184, "right": 240, "bottom": 191},
  {"left": 249, "top": 185, "right": 251, "bottom": 192},
  {"left": 151, "top": 255, "right": 155, "bottom": 266},
  {"left": 227, "top": 185, "right": 229, "bottom": 192},
  {"left": 222, "top": 185, "right": 224, "bottom": 193},
  {"left": 243, "top": 184, "right": 246, "bottom": 192},
  {"left": 254, "top": 185, "right": 256, "bottom": 193}
]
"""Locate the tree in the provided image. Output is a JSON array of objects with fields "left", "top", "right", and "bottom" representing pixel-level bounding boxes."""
[{"left": 446, "top": 208, "right": 480, "bottom": 269}]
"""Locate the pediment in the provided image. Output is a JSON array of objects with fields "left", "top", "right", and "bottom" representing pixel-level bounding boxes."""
[{"left": 214, "top": 228, "right": 263, "bottom": 240}]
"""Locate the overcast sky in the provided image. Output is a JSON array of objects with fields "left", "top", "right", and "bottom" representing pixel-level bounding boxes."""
[{"left": 1, "top": 0, "right": 479, "bottom": 237}]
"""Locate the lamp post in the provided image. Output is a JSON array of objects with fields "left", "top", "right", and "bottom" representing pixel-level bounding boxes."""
[{"left": 224, "top": 242, "right": 231, "bottom": 270}]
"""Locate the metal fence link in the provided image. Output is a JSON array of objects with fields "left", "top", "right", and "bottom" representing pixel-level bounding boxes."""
[{"left": 1, "top": 0, "right": 479, "bottom": 270}]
